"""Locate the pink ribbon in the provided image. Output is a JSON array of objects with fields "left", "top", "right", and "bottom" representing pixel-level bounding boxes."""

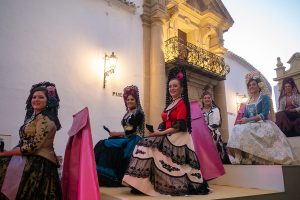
[{"left": 1, "top": 156, "right": 27, "bottom": 200}]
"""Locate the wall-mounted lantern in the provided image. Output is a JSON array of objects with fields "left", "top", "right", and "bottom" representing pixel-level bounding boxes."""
[
  {"left": 103, "top": 52, "right": 118, "bottom": 88},
  {"left": 236, "top": 92, "right": 248, "bottom": 111}
]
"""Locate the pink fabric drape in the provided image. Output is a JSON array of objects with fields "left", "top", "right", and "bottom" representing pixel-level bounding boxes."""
[
  {"left": 234, "top": 103, "right": 274, "bottom": 125},
  {"left": 190, "top": 101, "right": 225, "bottom": 180},
  {"left": 234, "top": 103, "right": 246, "bottom": 125},
  {"left": 61, "top": 107, "right": 100, "bottom": 200},
  {"left": 1, "top": 156, "right": 27, "bottom": 200}
]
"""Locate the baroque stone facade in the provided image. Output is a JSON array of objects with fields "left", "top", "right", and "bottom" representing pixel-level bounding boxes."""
[
  {"left": 141, "top": 0, "right": 234, "bottom": 138},
  {"left": 274, "top": 53, "right": 300, "bottom": 108},
  {"left": 274, "top": 53, "right": 300, "bottom": 90}
]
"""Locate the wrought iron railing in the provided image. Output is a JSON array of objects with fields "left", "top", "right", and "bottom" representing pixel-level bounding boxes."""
[{"left": 164, "top": 37, "right": 229, "bottom": 77}]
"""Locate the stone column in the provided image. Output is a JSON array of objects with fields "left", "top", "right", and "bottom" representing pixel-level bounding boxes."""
[
  {"left": 214, "top": 80, "right": 229, "bottom": 142},
  {"left": 141, "top": 2, "right": 151, "bottom": 125},
  {"left": 149, "top": 18, "right": 166, "bottom": 127}
]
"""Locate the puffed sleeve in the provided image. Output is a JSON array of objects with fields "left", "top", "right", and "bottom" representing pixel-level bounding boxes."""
[
  {"left": 258, "top": 95, "right": 270, "bottom": 120},
  {"left": 131, "top": 110, "right": 144, "bottom": 132},
  {"left": 132, "top": 110, "right": 144, "bottom": 127},
  {"left": 157, "top": 122, "right": 166, "bottom": 131},
  {"left": 21, "top": 115, "right": 55, "bottom": 155},
  {"left": 171, "top": 100, "right": 187, "bottom": 131}
]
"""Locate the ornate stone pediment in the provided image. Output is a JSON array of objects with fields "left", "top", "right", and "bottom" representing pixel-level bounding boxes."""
[
  {"left": 287, "top": 52, "right": 300, "bottom": 74},
  {"left": 186, "top": 0, "right": 234, "bottom": 28},
  {"left": 274, "top": 52, "right": 300, "bottom": 79},
  {"left": 274, "top": 52, "right": 300, "bottom": 91}
]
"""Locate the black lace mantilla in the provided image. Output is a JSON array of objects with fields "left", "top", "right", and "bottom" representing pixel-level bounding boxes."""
[
  {"left": 125, "top": 157, "right": 209, "bottom": 196},
  {"left": 137, "top": 135, "right": 200, "bottom": 169}
]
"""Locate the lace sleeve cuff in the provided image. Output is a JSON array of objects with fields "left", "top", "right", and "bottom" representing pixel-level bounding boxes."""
[
  {"left": 158, "top": 122, "right": 166, "bottom": 131},
  {"left": 171, "top": 119, "right": 187, "bottom": 132}
]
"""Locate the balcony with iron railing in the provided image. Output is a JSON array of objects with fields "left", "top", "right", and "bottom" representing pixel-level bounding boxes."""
[{"left": 164, "top": 37, "right": 230, "bottom": 80}]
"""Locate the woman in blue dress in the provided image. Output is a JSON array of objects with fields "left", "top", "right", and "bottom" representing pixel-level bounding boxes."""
[
  {"left": 94, "top": 85, "right": 144, "bottom": 186},
  {"left": 227, "top": 71, "right": 297, "bottom": 165}
]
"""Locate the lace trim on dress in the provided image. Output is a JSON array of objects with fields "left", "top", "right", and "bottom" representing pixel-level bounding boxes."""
[
  {"left": 125, "top": 157, "right": 209, "bottom": 196},
  {"left": 171, "top": 119, "right": 187, "bottom": 132},
  {"left": 137, "top": 136, "right": 200, "bottom": 169}
]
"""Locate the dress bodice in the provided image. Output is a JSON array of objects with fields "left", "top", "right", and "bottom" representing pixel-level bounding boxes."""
[
  {"left": 18, "top": 113, "right": 58, "bottom": 165},
  {"left": 278, "top": 93, "right": 300, "bottom": 111},
  {"left": 243, "top": 93, "right": 270, "bottom": 121},
  {"left": 121, "top": 109, "right": 144, "bottom": 136},
  {"left": 202, "top": 106, "right": 221, "bottom": 130},
  {"left": 245, "top": 103, "right": 257, "bottom": 118},
  {"left": 159, "top": 99, "right": 187, "bottom": 131}
]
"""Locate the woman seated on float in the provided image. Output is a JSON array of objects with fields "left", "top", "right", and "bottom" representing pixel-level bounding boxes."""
[
  {"left": 122, "top": 67, "right": 209, "bottom": 196},
  {"left": 227, "top": 71, "right": 297, "bottom": 165},
  {"left": 94, "top": 85, "right": 144, "bottom": 186},
  {"left": 201, "top": 91, "right": 231, "bottom": 164},
  {"left": 276, "top": 77, "right": 300, "bottom": 137}
]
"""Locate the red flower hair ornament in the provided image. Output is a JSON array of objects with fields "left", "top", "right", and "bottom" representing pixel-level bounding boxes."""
[
  {"left": 46, "top": 86, "right": 56, "bottom": 98},
  {"left": 176, "top": 72, "right": 184, "bottom": 80}
]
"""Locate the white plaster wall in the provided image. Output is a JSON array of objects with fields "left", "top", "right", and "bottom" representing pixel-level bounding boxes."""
[
  {"left": 224, "top": 55, "right": 252, "bottom": 135},
  {"left": 0, "top": 0, "right": 144, "bottom": 156}
]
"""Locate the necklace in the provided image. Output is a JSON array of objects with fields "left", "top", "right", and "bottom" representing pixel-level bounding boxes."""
[
  {"left": 249, "top": 94, "right": 259, "bottom": 103},
  {"left": 171, "top": 97, "right": 180, "bottom": 104}
]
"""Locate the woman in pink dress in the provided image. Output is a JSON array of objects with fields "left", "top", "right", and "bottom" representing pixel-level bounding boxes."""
[
  {"left": 190, "top": 99, "right": 225, "bottom": 181},
  {"left": 122, "top": 67, "right": 209, "bottom": 196}
]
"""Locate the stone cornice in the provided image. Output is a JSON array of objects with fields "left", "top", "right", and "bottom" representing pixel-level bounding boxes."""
[
  {"left": 106, "top": 0, "right": 137, "bottom": 13},
  {"left": 212, "top": 0, "right": 234, "bottom": 25},
  {"left": 273, "top": 71, "right": 300, "bottom": 81},
  {"left": 274, "top": 52, "right": 300, "bottom": 80},
  {"left": 141, "top": 0, "right": 168, "bottom": 24},
  {"left": 173, "top": 0, "right": 233, "bottom": 31},
  {"left": 287, "top": 52, "right": 300, "bottom": 64}
]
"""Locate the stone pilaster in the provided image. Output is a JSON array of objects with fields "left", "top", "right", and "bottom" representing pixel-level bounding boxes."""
[
  {"left": 149, "top": 19, "right": 166, "bottom": 127},
  {"left": 145, "top": 0, "right": 168, "bottom": 127},
  {"left": 214, "top": 80, "right": 229, "bottom": 142},
  {"left": 141, "top": 0, "right": 151, "bottom": 125}
]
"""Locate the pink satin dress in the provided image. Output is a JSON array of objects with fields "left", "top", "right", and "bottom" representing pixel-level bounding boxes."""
[{"left": 190, "top": 101, "right": 225, "bottom": 180}]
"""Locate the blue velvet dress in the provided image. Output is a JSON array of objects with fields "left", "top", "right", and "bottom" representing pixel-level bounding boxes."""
[
  {"left": 94, "top": 109, "right": 144, "bottom": 186},
  {"left": 228, "top": 94, "right": 297, "bottom": 165}
]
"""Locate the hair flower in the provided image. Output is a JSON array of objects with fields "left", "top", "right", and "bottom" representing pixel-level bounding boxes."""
[
  {"left": 258, "top": 82, "right": 264, "bottom": 88},
  {"left": 176, "top": 72, "right": 184, "bottom": 80},
  {"left": 253, "top": 75, "right": 260, "bottom": 80},
  {"left": 47, "top": 86, "right": 56, "bottom": 97}
]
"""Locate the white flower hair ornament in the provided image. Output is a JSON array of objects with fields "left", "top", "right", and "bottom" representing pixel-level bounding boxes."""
[
  {"left": 245, "top": 70, "right": 275, "bottom": 121},
  {"left": 245, "top": 71, "right": 270, "bottom": 96}
]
